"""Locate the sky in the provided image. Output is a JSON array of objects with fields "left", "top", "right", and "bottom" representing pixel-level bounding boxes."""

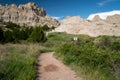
[{"left": 0, "top": 0, "right": 120, "bottom": 20}]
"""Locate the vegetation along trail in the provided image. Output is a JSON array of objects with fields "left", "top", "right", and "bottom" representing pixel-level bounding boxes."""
[{"left": 37, "top": 52, "right": 82, "bottom": 80}]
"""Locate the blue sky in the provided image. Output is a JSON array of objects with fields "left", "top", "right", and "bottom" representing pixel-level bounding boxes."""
[{"left": 0, "top": 0, "right": 120, "bottom": 20}]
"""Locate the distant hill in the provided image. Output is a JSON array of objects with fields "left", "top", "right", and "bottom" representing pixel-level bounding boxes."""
[
  {"left": 54, "top": 11, "right": 120, "bottom": 37},
  {"left": 0, "top": 2, "right": 59, "bottom": 27}
]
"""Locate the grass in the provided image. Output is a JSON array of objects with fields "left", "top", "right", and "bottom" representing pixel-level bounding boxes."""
[
  {"left": 0, "top": 32, "right": 120, "bottom": 80},
  {"left": 0, "top": 32, "right": 91, "bottom": 80},
  {"left": 52, "top": 33, "right": 120, "bottom": 80},
  {"left": 69, "top": 64, "right": 116, "bottom": 80},
  {"left": 44, "top": 32, "right": 91, "bottom": 49},
  {"left": 0, "top": 43, "right": 42, "bottom": 80}
]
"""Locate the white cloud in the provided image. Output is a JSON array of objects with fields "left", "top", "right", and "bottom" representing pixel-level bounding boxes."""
[
  {"left": 87, "top": 10, "right": 120, "bottom": 20},
  {"left": 97, "top": 0, "right": 114, "bottom": 6},
  {"left": 51, "top": 16, "right": 64, "bottom": 21},
  {"left": 51, "top": 16, "right": 61, "bottom": 20}
]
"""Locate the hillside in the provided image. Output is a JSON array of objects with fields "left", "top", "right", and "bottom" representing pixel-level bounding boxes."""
[
  {"left": 54, "top": 13, "right": 120, "bottom": 37},
  {"left": 0, "top": 2, "right": 59, "bottom": 27}
]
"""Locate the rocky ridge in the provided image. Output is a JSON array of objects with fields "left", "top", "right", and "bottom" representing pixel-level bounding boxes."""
[
  {"left": 54, "top": 14, "right": 120, "bottom": 37},
  {"left": 0, "top": 2, "right": 59, "bottom": 27}
]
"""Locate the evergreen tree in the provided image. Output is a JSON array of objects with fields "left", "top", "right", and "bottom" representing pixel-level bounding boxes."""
[
  {"left": 12, "top": 28, "right": 20, "bottom": 42},
  {"left": 6, "top": 22, "right": 20, "bottom": 30},
  {"left": 3, "top": 30, "right": 14, "bottom": 42},
  {"left": 0, "top": 28, "right": 4, "bottom": 42},
  {"left": 28, "top": 26, "right": 47, "bottom": 42},
  {"left": 42, "top": 25, "right": 50, "bottom": 31}
]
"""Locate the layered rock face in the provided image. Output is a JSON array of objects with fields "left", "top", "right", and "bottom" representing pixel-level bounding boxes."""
[
  {"left": 54, "top": 15, "right": 120, "bottom": 37},
  {"left": 0, "top": 2, "right": 59, "bottom": 27},
  {"left": 106, "top": 14, "right": 120, "bottom": 24}
]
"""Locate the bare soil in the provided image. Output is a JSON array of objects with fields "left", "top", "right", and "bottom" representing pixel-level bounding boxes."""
[{"left": 37, "top": 52, "right": 82, "bottom": 80}]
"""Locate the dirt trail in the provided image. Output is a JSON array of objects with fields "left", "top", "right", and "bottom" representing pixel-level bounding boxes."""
[{"left": 37, "top": 52, "right": 82, "bottom": 80}]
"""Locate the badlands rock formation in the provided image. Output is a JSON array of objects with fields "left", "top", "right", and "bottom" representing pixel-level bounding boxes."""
[
  {"left": 106, "top": 14, "right": 120, "bottom": 24},
  {"left": 0, "top": 2, "right": 59, "bottom": 27},
  {"left": 54, "top": 14, "right": 120, "bottom": 37}
]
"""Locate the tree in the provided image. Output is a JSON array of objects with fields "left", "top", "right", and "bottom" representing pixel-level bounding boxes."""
[
  {"left": 3, "top": 30, "right": 14, "bottom": 42},
  {"left": 0, "top": 28, "right": 4, "bottom": 42},
  {"left": 28, "top": 26, "right": 47, "bottom": 42},
  {"left": 42, "top": 25, "right": 50, "bottom": 31},
  {"left": 5, "top": 22, "right": 20, "bottom": 30}
]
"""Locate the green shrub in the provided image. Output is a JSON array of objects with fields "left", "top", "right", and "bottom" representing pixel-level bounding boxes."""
[
  {"left": 94, "top": 36, "right": 112, "bottom": 49},
  {"left": 55, "top": 38, "right": 120, "bottom": 80},
  {"left": 111, "top": 42, "right": 120, "bottom": 51}
]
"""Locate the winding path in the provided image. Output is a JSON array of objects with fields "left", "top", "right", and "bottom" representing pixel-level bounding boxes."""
[{"left": 37, "top": 52, "right": 82, "bottom": 80}]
